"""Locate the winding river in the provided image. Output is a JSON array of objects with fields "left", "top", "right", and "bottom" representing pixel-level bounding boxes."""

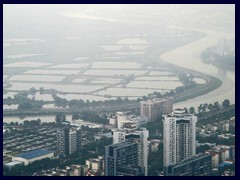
[
  {"left": 160, "top": 28, "right": 235, "bottom": 110},
  {"left": 3, "top": 28, "right": 235, "bottom": 123}
]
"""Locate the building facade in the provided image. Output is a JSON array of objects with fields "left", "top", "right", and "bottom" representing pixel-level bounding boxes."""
[
  {"left": 163, "top": 109, "right": 197, "bottom": 170},
  {"left": 164, "top": 153, "right": 212, "bottom": 176},
  {"left": 86, "top": 156, "right": 104, "bottom": 172},
  {"left": 112, "top": 128, "right": 149, "bottom": 176},
  {"left": 140, "top": 98, "right": 173, "bottom": 122},
  {"left": 57, "top": 127, "right": 82, "bottom": 156},
  {"left": 69, "top": 165, "right": 88, "bottom": 176},
  {"left": 105, "top": 141, "right": 143, "bottom": 176},
  {"left": 113, "top": 112, "right": 147, "bottom": 130},
  {"left": 76, "top": 130, "right": 82, "bottom": 150},
  {"left": 69, "top": 129, "right": 77, "bottom": 155},
  {"left": 57, "top": 128, "right": 69, "bottom": 156}
]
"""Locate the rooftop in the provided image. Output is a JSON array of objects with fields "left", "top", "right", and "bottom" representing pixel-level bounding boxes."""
[
  {"left": 5, "top": 161, "right": 23, "bottom": 166},
  {"left": 171, "top": 153, "right": 210, "bottom": 167},
  {"left": 16, "top": 149, "right": 53, "bottom": 160}
]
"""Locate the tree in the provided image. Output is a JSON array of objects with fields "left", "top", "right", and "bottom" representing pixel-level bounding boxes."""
[
  {"left": 148, "top": 143, "right": 163, "bottom": 176},
  {"left": 55, "top": 113, "right": 66, "bottom": 125},
  {"left": 52, "top": 94, "right": 68, "bottom": 107},
  {"left": 37, "top": 118, "right": 41, "bottom": 125},
  {"left": 23, "top": 120, "right": 30, "bottom": 126},
  {"left": 142, "top": 96, "right": 148, "bottom": 101},
  {"left": 222, "top": 99, "right": 230, "bottom": 108},
  {"left": 213, "top": 101, "right": 220, "bottom": 111},
  {"left": 79, "top": 112, "right": 108, "bottom": 124},
  {"left": 184, "top": 108, "right": 188, "bottom": 114},
  {"left": 123, "top": 97, "right": 129, "bottom": 102},
  {"left": 198, "top": 104, "right": 203, "bottom": 112},
  {"left": 175, "top": 86, "right": 184, "bottom": 94},
  {"left": 14, "top": 92, "right": 28, "bottom": 100},
  {"left": 169, "top": 90, "right": 175, "bottom": 96},
  {"left": 116, "top": 97, "right": 123, "bottom": 103},
  {"left": 202, "top": 103, "right": 208, "bottom": 112},
  {"left": 72, "top": 113, "right": 80, "bottom": 120},
  {"left": 196, "top": 145, "right": 211, "bottom": 154},
  {"left": 39, "top": 87, "right": 44, "bottom": 94},
  {"left": 208, "top": 103, "right": 213, "bottom": 111},
  {"left": 148, "top": 93, "right": 154, "bottom": 99},
  {"left": 178, "top": 73, "right": 190, "bottom": 85},
  {"left": 189, "top": 107, "right": 195, "bottom": 114},
  {"left": 153, "top": 91, "right": 161, "bottom": 98},
  {"left": 136, "top": 98, "right": 142, "bottom": 102},
  {"left": 189, "top": 74, "right": 194, "bottom": 81},
  {"left": 29, "top": 87, "right": 37, "bottom": 95},
  {"left": 18, "top": 101, "right": 33, "bottom": 110}
]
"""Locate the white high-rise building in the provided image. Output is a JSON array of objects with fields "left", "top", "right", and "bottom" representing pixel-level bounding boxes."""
[
  {"left": 112, "top": 129, "right": 126, "bottom": 143},
  {"left": 163, "top": 109, "right": 197, "bottom": 170},
  {"left": 116, "top": 112, "right": 127, "bottom": 129},
  {"left": 112, "top": 128, "right": 149, "bottom": 176},
  {"left": 110, "top": 111, "right": 147, "bottom": 129}
]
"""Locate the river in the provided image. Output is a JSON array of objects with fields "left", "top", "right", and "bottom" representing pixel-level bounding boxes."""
[
  {"left": 3, "top": 28, "right": 234, "bottom": 122},
  {"left": 160, "top": 28, "right": 235, "bottom": 110}
]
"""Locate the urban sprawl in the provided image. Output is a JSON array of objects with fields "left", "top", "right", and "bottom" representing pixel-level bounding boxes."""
[{"left": 3, "top": 97, "right": 235, "bottom": 176}]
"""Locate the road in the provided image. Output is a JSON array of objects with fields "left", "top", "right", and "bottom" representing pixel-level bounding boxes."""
[
  {"left": 3, "top": 103, "right": 140, "bottom": 116},
  {"left": 197, "top": 104, "right": 235, "bottom": 121}
]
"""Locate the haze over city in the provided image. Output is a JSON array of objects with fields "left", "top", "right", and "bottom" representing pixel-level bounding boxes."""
[{"left": 3, "top": 4, "right": 235, "bottom": 176}]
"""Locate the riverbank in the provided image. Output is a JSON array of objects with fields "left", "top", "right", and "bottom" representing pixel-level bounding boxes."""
[
  {"left": 3, "top": 32, "right": 225, "bottom": 118},
  {"left": 160, "top": 27, "right": 235, "bottom": 109},
  {"left": 3, "top": 28, "right": 234, "bottom": 118}
]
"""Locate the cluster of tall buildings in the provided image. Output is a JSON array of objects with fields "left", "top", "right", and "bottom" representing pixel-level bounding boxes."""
[
  {"left": 104, "top": 98, "right": 171, "bottom": 176},
  {"left": 213, "top": 38, "right": 235, "bottom": 56},
  {"left": 105, "top": 98, "right": 212, "bottom": 176},
  {"left": 7, "top": 97, "right": 226, "bottom": 176}
]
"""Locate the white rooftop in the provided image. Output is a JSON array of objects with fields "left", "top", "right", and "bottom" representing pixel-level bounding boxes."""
[{"left": 5, "top": 161, "right": 23, "bottom": 166}]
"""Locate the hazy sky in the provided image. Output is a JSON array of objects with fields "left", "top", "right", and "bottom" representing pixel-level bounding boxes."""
[{"left": 4, "top": 4, "right": 235, "bottom": 39}]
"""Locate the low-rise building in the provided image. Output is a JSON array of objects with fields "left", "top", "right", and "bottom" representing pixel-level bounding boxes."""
[
  {"left": 33, "top": 164, "right": 88, "bottom": 176},
  {"left": 69, "top": 165, "right": 88, "bottom": 176},
  {"left": 12, "top": 149, "right": 54, "bottom": 166},
  {"left": 205, "top": 145, "right": 235, "bottom": 168},
  {"left": 86, "top": 156, "right": 104, "bottom": 172},
  {"left": 4, "top": 161, "right": 24, "bottom": 170}
]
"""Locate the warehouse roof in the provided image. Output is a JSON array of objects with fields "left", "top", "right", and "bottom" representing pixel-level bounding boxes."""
[
  {"left": 4, "top": 161, "right": 23, "bottom": 167},
  {"left": 16, "top": 149, "right": 53, "bottom": 160}
]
